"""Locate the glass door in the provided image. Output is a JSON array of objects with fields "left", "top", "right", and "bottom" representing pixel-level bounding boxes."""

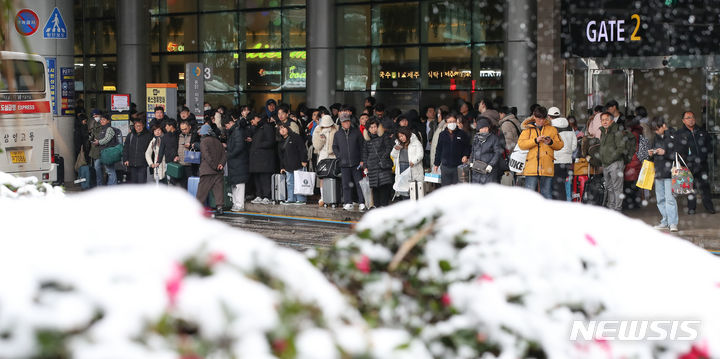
[
  {"left": 705, "top": 71, "right": 720, "bottom": 193},
  {"left": 589, "top": 69, "right": 632, "bottom": 113}
]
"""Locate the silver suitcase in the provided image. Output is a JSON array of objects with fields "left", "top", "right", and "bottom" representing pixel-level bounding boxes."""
[
  {"left": 410, "top": 181, "right": 424, "bottom": 201},
  {"left": 321, "top": 177, "right": 341, "bottom": 207},
  {"left": 271, "top": 173, "right": 287, "bottom": 203}
]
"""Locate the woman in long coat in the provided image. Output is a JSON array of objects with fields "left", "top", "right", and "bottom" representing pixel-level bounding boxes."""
[{"left": 361, "top": 119, "right": 394, "bottom": 207}]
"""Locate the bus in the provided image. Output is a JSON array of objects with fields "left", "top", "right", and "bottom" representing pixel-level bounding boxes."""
[{"left": 0, "top": 51, "right": 57, "bottom": 182}]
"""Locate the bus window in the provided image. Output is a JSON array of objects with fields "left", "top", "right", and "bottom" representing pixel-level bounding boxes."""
[{"left": 0, "top": 60, "right": 45, "bottom": 93}]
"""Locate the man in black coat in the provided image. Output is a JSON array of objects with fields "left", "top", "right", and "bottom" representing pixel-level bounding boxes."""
[
  {"left": 278, "top": 123, "right": 308, "bottom": 205},
  {"left": 333, "top": 115, "right": 366, "bottom": 211},
  {"left": 223, "top": 116, "right": 251, "bottom": 211},
  {"left": 676, "top": 111, "right": 716, "bottom": 214},
  {"left": 122, "top": 118, "right": 153, "bottom": 184},
  {"left": 248, "top": 113, "right": 277, "bottom": 204},
  {"left": 433, "top": 113, "right": 471, "bottom": 186}
]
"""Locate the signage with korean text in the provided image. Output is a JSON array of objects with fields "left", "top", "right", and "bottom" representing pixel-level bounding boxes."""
[
  {"left": 46, "top": 58, "right": 57, "bottom": 115},
  {"left": 43, "top": 7, "right": 68, "bottom": 39},
  {"left": 185, "top": 63, "right": 204, "bottom": 117},
  {"left": 60, "top": 67, "right": 74, "bottom": 115},
  {"left": 15, "top": 9, "right": 39, "bottom": 36}
]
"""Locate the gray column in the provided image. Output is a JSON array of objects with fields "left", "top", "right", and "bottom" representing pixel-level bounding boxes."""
[
  {"left": 118, "top": 0, "right": 150, "bottom": 112},
  {"left": 306, "top": 0, "right": 336, "bottom": 108},
  {"left": 504, "top": 0, "right": 537, "bottom": 118}
]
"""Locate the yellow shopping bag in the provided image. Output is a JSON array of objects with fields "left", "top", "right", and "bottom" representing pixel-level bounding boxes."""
[{"left": 636, "top": 160, "right": 655, "bottom": 190}]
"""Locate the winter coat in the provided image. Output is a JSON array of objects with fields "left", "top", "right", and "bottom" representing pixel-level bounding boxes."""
[
  {"left": 517, "top": 118, "right": 564, "bottom": 177},
  {"left": 97, "top": 123, "right": 119, "bottom": 151},
  {"left": 676, "top": 125, "right": 713, "bottom": 171},
  {"left": 587, "top": 113, "right": 602, "bottom": 139},
  {"left": 145, "top": 136, "right": 166, "bottom": 180},
  {"left": 551, "top": 117, "right": 578, "bottom": 165},
  {"left": 480, "top": 109, "right": 501, "bottom": 128},
  {"left": 391, "top": 133, "right": 424, "bottom": 183},
  {"left": 122, "top": 129, "right": 152, "bottom": 167},
  {"left": 88, "top": 118, "right": 102, "bottom": 159},
  {"left": 599, "top": 122, "right": 625, "bottom": 167},
  {"left": 278, "top": 131, "right": 308, "bottom": 172},
  {"left": 157, "top": 130, "right": 179, "bottom": 164},
  {"left": 434, "top": 127, "right": 471, "bottom": 168},
  {"left": 499, "top": 114, "right": 522, "bottom": 151},
  {"left": 429, "top": 120, "right": 447, "bottom": 167},
  {"left": 361, "top": 126, "right": 394, "bottom": 188},
  {"left": 312, "top": 125, "right": 338, "bottom": 161},
  {"left": 199, "top": 135, "right": 227, "bottom": 177},
  {"left": 226, "top": 122, "right": 250, "bottom": 185},
  {"left": 249, "top": 119, "right": 277, "bottom": 174},
  {"left": 650, "top": 130, "right": 677, "bottom": 179},
  {"left": 470, "top": 132, "right": 504, "bottom": 184},
  {"left": 332, "top": 126, "right": 364, "bottom": 168}
]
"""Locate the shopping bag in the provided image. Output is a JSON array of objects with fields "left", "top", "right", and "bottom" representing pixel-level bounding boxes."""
[
  {"left": 393, "top": 168, "right": 412, "bottom": 192},
  {"left": 184, "top": 150, "right": 201, "bottom": 164},
  {"left": 359, "top": 176, "right": 372, "bottom": 208},
  {"left": 636, "top": 160, "right": 655, "bottom": 190},
  {"left": 293, "top": 169, "right": 316, "bottom": 196},
  {"left": 671, "top": 153, "right": 694, "bottom": 196},
  {"left": 74, "top": 147, "right": 87, "bottom": 171},
  {"left": 500, "top": 171, "right": 514, "bottom": 186},
  {"left": 508, "top": 144, "right": 528, "bottom": 173}
]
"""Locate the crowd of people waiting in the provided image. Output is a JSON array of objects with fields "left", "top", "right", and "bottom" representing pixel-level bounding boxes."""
[{"left": 71, "top": 96, "right": 716, "bottom": 228}]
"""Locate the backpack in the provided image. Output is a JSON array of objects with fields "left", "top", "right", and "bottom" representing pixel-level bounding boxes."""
[
  {"left": 636, "top": 135, "right": 650, "bottom": 162},
  {"left": 581, "top": 136, "right": 602, "bottom": 168},
  {"left": 622, "top": 130, "right": 637, "bottom": 164}
]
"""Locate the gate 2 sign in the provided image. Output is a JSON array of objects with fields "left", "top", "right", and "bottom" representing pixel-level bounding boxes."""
[{"left": 15, "top": 9, "right": 39, "bottom": 36}]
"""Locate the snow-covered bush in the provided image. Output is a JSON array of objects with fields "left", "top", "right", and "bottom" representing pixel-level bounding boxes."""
[
  {"left": 0, "top": 172, "right": 64, "bottom": 198},
  {"left": 0, "top": 186, "right": 428, "bottom": 359},
  {"left": 310, "top": 184, "right": 720, "bottom": 359}
]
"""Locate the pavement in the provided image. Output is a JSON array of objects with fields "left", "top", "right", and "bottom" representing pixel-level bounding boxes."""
[{"left": 623, "top": 196, "right": 720, "bottom": 252}]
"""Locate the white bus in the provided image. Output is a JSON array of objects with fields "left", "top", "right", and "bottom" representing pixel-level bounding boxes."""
[{"left": 0, "top": 51, "right": 57, "bottom": 182}]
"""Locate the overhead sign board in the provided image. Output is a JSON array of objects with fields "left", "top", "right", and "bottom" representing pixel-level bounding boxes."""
[
  {"left": 561, "top": 0, "right": 720, "bottom": 58},
  {"left": 43, "top": 7, "right": 68, "bottom": 39}
]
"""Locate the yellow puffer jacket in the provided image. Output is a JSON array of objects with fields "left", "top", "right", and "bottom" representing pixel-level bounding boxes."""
[{"left": 518, "top": 118, "right": 564, "bottom": 177}]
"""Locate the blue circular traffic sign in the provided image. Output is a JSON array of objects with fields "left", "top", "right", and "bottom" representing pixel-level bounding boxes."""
[{"left": 15, "top": 9, "right": 39, "bottom": 36}]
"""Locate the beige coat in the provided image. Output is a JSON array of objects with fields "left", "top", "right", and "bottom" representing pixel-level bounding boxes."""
[
  {"left": 429, "top": 120, "right": 447, "bottom": 168},
  {"left": 145, "top": 137, "right": 166, "bottom": 180},
  {"left": 312, "top": 125, "right": 338, "bottom": 161}
]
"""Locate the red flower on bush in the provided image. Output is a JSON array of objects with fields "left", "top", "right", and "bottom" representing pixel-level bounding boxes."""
[
  {"left": 679, "top": 341, "right": 710, "bottom": 359},
  {"left": 272, "top": 338, "right": 288, "bottom": 354},
  {"left": 354, "top": 255, "right": 371, "bottom": 274},
  {"left": 441, "top": 293, "right": 451, "bottom": 307},
  {"left": 585, "top": 234, "right": 597, "bottom": 246},
  {"left": 165, "top": 262, "right": 186, "bottom": 307},
  {"left": 208, "top": 252, "right": 226, "bottom": 266}
]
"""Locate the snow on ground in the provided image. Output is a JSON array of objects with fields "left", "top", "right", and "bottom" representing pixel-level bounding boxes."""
[
  {"left": 312, "top": 184, "right": 720, "bottom": 359},
  {"left": 0, "top": 184, "right": 424, "bottom": 358}
]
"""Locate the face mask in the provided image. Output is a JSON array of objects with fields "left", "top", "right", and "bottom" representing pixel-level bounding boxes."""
[
  {"left": 204, "top": 106, "right": 211, "bottom": 111},
  {"left": 93, "top": 116, "right": 100, "bottom": 122},
  {"left": 470, "top": 123, "right": 477, "bottom": 130},
  {"left": 447, "top": 123, "right": 457, "bottom": 131}
]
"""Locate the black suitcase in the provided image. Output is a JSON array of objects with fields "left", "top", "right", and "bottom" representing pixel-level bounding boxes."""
[{"left": 582, "top": 174, "right": 606, "bottom": 206}]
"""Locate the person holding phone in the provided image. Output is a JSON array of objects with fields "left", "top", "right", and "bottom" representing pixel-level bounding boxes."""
[
  {"left": 517, "top": 106, "right": 564, "bottom": 199},
  {"left": 648, "top": 117, "right": 679, "bottom": 232}
]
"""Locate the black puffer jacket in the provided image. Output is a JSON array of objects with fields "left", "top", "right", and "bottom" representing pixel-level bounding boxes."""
[
  {"left": 675, "top": 125, "right": 712, "bottom": 171},
  {"left": 650, "top": 129, "right": 677, "bottom": 179},
  {"left": 470, "top": 132, "right": 504, "bottom": 184},
  {"left": 278, "top": 131, "right": 308, "bottom": 172},
  {"left": 226, "top": 121, "right": 250, "bottom": 185},
  {"left": 249, "top": 119, "right": 277, "bottom": 173},
  {"left": 361, "top": 127, "right": 394, "bottom": 188},
  {"left": 332, "top": 126, "right": 364, "bottom": 168},
  {"left": 122, "top": 129, "right": 153, "bottom": 167}
]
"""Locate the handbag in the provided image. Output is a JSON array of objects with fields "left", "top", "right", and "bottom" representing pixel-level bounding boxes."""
[
  {"left": 293, "top": 169, "right": 316, "bottom": 196},
  {"left": 671, "top": 153, "right": 694, "bottom": 196},
  {"left": 316, "top": 158, "right": 341, "bottom": 178},
  {"left": 166, "top": 162, "right": 184, "bottom": 179},
  {"left": 508, "top": 144, "right": 528, "bottom": 173},
  {"left": 100, "top": 144, "right": 123, "bottom": 165},
  {"left": 74, "top": 147, "right": 87, "bottom": 171},
  {"left": 636, "top": 160, "right": 655, "bottom": 190},
  {"left": 470, "top": 160, "right": 489, "bottom": 174},
  {"left": 184, "top": 150, "right": 201, "bottom": 164},
  {"left": 372, "top": 145, "right": 393, "bottom": 170}
]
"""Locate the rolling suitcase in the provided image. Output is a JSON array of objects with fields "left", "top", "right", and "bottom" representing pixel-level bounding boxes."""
[
  {"left": 77, "top": 165, "right": 91, "bottom": 190},
  {"left": 209, "top": 177, "right": 233, "bottom": 209},
  {"left": 457, "top": 164, "right": 470, "bottom": 183},
  {"left": 409, "top": 181, "right": 424, "bottom": 201},
  {"left": 271, "top": 173, "right": 287, "bottom": 203},
  {"left": 583, "top": 174, "right": 606, "bottom": 206},
  {"left": 321, "top": 177, "right": 341, "bottom": 207},
  {"left": 187, "top": 176, "right": 200, "bottom": 198}
]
